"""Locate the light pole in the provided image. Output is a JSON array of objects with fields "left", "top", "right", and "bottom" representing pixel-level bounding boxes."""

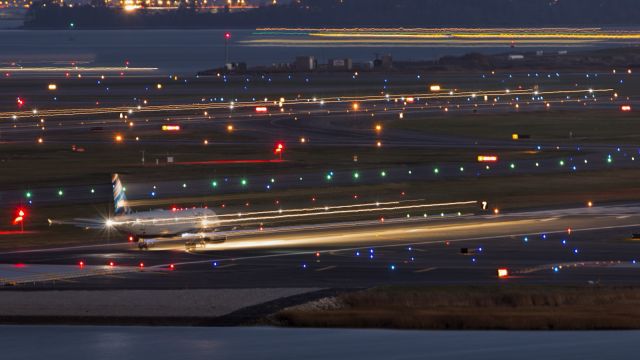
[{"left": 224, "top": 32, "right": 231, "bottom": 65}]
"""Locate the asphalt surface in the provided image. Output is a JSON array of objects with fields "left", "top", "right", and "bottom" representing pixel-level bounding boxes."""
[{"left": 2, "top": 204, "right": 639, "bottom": 289}]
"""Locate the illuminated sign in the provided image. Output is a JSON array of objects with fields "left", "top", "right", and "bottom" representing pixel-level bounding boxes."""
[
  {"left": 162, "top": 125, "right": 181, "bottom": 131},
  {"left": 477, "top": 155, "right": 499, "bottom": 162}
]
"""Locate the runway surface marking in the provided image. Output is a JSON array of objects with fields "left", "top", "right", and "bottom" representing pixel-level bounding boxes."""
[
  {"left": 414, "top": 267, "right": 438, "bottom": 273},
  {"left": 315, "top": 266, "right": 337, "bottom": 272},
  {"left": 214, "top": 264, "right": 238, "bottom": 269},
  {"left": 518, "top": 260, "right": 632, "bottom": 274}
]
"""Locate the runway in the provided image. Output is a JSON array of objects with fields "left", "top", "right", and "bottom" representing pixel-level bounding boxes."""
[{"left": 2, "top": 203, "right": 640, "bottom": 288}]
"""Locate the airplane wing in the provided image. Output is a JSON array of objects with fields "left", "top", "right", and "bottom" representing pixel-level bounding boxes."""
[{"left": 48, "top": 218, "right": 105, "bottom": 229}]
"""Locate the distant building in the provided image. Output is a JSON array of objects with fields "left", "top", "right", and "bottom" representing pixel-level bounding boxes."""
[
  {"left": 294, "top": 56, "right": 317, "bottom": 72},
  {"left": 374, "top": 54, "right": 393, "bottom": 70},
  {"left": 328, "top": 58, "right": 352, "bottom": 71},
  {"left": 224, "top": 62, "right": 247, "bottom": 72}
]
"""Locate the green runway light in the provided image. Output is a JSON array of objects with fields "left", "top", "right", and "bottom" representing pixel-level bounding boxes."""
[
  {"left": 212, "top": 181, "right": 218, "bottom": 187},
  {"left": 459, "top": 167, "right": 464, "bottom": 172},
  {"left": 270, "top": 178, "right": 275, "bottom": 183},
  {"left": 353, "top": 172, "right": 360, "bottom": 179},
  {"left": 381, "top": 171, "right": 386, "bottom": 177},
  {"left": 434, "top": 168, "right": 439, "bottom": 174},
  {"left": 559, "top": 160, "right": 565, "bottom": 166},
  {"left": 510, "top": 163, "right": 515, "bottom": 169},
  {"left": 326, "top": 174, "right": 332, "bottom": 181},
  {"left": 241, "top": 179, "right": 248, "bottom": 186},
  {"left": 90, "top": 188, "right": 95, "bottom": 194},
  {"left": 57, "top": 190, "right": 63, "bottom": 196},
  {"left": 25, "top": 192, "right": 31, "bottom": 198}
]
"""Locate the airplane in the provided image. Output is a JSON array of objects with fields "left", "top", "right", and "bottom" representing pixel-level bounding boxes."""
[{"left": 50, "top": 174, "right": 222, "bottom": 250}]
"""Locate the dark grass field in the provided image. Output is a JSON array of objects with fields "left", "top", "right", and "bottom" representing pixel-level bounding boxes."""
[
  {"left": 273, "top": 285, "right": 640, "bottom": 330},
  {"left": 392, "top": 109, "right": 640, "bottom": 143},
  {"left": 3, "top": 167, "right": 640, "bottom": 250}
]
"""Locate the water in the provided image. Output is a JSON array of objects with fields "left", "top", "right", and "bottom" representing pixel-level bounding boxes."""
[
  {"left": 0, "top": 28, "right": 635, "bottom": 75},
  {"left": 1, "top": 325, "right": 638, "bottom": 359}
]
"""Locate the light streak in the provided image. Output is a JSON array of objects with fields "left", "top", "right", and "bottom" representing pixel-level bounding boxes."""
[
  {"left": 0, "top": 88, "right": 613, "bottom": 120},
  {"left": 0, "top": 67, "right": 157, "bottom": 72},
  {"left": 106, "top": 200, "right": 478, "bottom": 227}
]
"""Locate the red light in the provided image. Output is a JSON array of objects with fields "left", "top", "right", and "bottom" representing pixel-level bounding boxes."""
[
  {"left": 497, "top": 268, "right": 509, "bottom": 278},
  {"left": 172, "top": 207, "right": 177, "bottom": 212},
  {"left": 477, "top": 155, "right": 499, "bottom": 163},
  {"left": 274, "top": 142, "right": 285, "bottom": 154},
  {"left": 224, "top": 32, "right": 231, "bottom": 40},
  {"left": 621, "top": 105, "right": 632, "bottom": 112},
  {"left": 16, "top": 97, "right": 24, "bottom": 108},
  {"left": 13, "top": 208, "right": 26, "bottom": 225},
  {"left": 139, "top": 262, "right": 144, "bottom": 268},
  {"left": 128, "top": 235, "right": 134, "bottom": 242},
  {"left": 169, "top": 264, "right": 175, "bottom": 270},
  {"left": 255, "top": 106, "right": 268, "bottom": 113},
  {"left": 109, "top": 261, "right": 114, "bottom": 267},
  {"left": 79, "top": 261, "right": 84, "bottom": 267}
]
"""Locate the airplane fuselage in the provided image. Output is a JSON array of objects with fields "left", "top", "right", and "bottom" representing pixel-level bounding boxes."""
[{"left": 110, "top": 208, "right": 219, "bottom": 237}]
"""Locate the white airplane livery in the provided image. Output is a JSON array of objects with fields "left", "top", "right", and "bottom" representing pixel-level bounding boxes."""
[
  {"left": 107, "top": 173, "right": 219, "bottom": 238},
  {"left": 51, "top": 174, "right": 221, "bottom": 249}
]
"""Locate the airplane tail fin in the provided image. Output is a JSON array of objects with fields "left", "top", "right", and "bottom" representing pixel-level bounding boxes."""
[{"left": 112, "top": 173, "right": 132, "bottom": 215}]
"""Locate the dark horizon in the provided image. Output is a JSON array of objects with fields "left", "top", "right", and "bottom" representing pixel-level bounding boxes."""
[{"left": 22, "top": 0, "right": 640, "bottom": 29}]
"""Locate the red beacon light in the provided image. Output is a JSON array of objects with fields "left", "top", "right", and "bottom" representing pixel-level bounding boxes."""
[
  {"left": 274, "top": 142, "right": 285, "bottom": 159},
  {"left": 621, "top": 105, "right": 632, "bottom": 112},
  {"left": 169, "top": 264, "right": 175, "bottom": 271},
  {"left": 79, "top": 261, "right": 85, "bottom": 268},
  {"left": 255, "top": 106, "right": 268, "bottom": 113},
  {"left": 109, "top": 261, "right": 115, "bottom": 267},
  {"left": 13, "top": 209, "right": 25, "bottom": 225},
  {"left": 224, "top": 32, "right": 231, "bottom": 40}
]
